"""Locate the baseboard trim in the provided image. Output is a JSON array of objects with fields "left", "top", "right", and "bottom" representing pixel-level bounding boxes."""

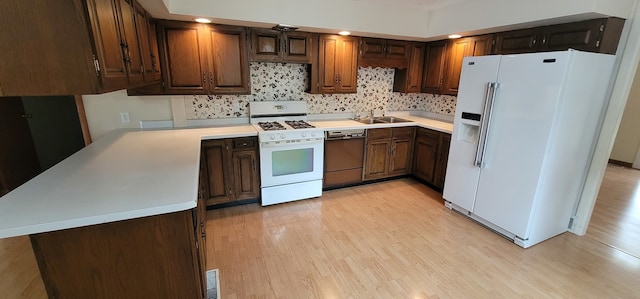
[{"left": 608, "top": 159, "right": 633, "bottom": 168}]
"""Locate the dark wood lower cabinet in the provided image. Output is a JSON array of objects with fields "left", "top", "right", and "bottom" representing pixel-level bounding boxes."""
[
  {"left": 30, "top": 208, "right": 206, "bottom": 298},
  {"left": 364, "top": 127, "right": 415, "bottom": 181},
  {"left": 201, "top": 137, "right": 259, "bottom": 206},
  {"left": 412, "top": 127, "right": 451, "bottom": 190}
]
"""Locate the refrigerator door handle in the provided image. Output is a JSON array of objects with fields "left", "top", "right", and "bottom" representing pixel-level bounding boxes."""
[{"left": 475, "top": 82, "right": 499, "bottom": 167}]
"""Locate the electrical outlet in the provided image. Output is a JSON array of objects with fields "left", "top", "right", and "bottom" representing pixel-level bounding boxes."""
[{"left": 120, "top": 112, "right": 130, "bottom": 123}]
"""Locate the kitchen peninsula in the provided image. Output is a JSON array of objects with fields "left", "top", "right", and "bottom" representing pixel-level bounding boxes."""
[{"left": 0, "top": 115, "right": 452, "bottom": 297}]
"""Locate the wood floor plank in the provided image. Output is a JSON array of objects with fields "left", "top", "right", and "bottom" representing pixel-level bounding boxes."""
[
  {"left": 586, "top": 164, "right": 640, "bottom": 258},
  {"left": 206, "top": 178, "right": 640, "bottom": 299},
  {"left": 1, "top": 165, "right": 639, "bottom": 298}
]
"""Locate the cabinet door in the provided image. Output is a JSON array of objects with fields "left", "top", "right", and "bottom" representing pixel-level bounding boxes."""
[
  {"left": 317, "top": 35, "right": 340, "bottom": 93},
  {"left": 86, "top": 0, "right": 129, "bottom": 91},
  {"left": 157, "top": 21, "right": 208, "bottom": 94},
  {"left": 201, "top": 140, "right": 234, "bottom": 205},
  {"left": 205, "top": 25, "right": 250, "bottom": 94},
  {"left": 386, "top": 40, "right": 410, "bottom": 60},
  {"left": 443, "top": 35, "right": 494, "bottom": 95},
  {"left": 494, "top": 28, "right": 540, "bottom": 54},
  {"left": 360, "top": 38, "right": 386, "bottom": 59},
  {"left": 283, "top": 31, "right": 313, "bottom": 63},
  {"left": 148, "top": 20, "right": 162, "bottom": 81},
  {"left": 412, "top": 129, "right": 440, "bottom": 184},
  {"left": 421, "top": 41, "right": 447, "bottom": 94},
  {"left": 393, "top": 42, "right": 424, "bottom": 93},
  {"left": 389, "top": 138, "right": 413, "bottom": 176},
  {"left": 363, "top": 139, "right": 391, "bottom": 180},
  {"left": 337, "top": 36, "right": 359, "bottom": 92},
  {"left": 250, "top": 28, "right": 282, "bottom": 62},
  {"left": 118, "top": 0, "right": 144, "bottom": 87},
  {"left": 133, "top": 3, "right": 154, "bottom": 83},
  {"left": 442, "top": 37, "right": 472, "bottom": 95},
  {"left": 233, "top": 150, "right": 260, "bottom": 200},
  {"left": 539, "top": 19, "right": 604, "bottom": 53},
  {"left": 434, "top": 133, "right": 451, "bottom": 189},
  {"left": 471, "top": 34, "right": 494, "bottom": 56}
]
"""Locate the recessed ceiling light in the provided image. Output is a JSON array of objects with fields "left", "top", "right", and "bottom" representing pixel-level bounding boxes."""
[
  {"left": 448, "top": 34, "right": 462, "bottom": 39},
  {"left": 195, "top": 18, "right": 212, "bottom": 24},
  {"left": 338, "top": 31, "right": 351, "bottom": 36}
]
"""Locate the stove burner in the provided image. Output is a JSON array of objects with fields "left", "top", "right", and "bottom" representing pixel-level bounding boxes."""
[
  {"left": 285, "top": 120, "right": 315, "bottom": 129},
  {"left": 258, "top": 121, "right": 286, "bottom": 131}
]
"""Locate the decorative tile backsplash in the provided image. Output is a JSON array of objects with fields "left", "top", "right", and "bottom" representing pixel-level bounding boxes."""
[{"left": 186, "top": 62, "right": 457, "bottom": 119}]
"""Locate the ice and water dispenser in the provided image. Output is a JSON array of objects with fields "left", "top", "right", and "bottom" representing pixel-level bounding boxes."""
[{"left": 458, "top": 112, "right": 481, "bottom": 144}]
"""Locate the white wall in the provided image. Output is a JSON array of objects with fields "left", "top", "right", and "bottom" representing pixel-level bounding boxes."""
[
  {"left": 82, "top": 90, "right": 172, "bottom": 140},
  {"left": 610, "top": 60, "right": 640, "bottom": 164}
]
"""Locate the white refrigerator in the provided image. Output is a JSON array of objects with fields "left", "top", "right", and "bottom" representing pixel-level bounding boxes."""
[{"left": 443, "top": 50, "right": 615, "bottom": 248}]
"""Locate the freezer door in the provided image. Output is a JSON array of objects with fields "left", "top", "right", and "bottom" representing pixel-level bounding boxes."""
[
  {"left": 443, "top": 55, "right": 501, "bottom": 212},
  {"left": 472, "top": 52, "right": 570, "bottom": 237}
]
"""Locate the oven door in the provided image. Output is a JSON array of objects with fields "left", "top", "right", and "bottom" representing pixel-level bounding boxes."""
[{"left": 259, "top": 138, "right": 324, "bottom": 187}]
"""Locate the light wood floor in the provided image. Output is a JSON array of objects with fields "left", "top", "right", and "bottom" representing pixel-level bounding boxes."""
[
  {"left": 2, "top": 165, "right": 640, "bottom": 298},
  {"left": 586, "top": 164, "right": 640, "bottom": 258}
]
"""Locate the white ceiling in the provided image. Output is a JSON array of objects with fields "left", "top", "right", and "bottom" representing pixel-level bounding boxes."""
[{"left": 353, "top": 0, "right": 467, "bottom": 10}]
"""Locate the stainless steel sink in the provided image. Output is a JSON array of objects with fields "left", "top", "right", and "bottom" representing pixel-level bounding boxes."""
[
  {"left": 374, "top": 116, "right": 412, "bottom": 123},
  {"left": 355, "top": 118, "right": 387, "bottom": 124},
  {"left": 354, "top": 116, "right": 413, "bottom": 124}
]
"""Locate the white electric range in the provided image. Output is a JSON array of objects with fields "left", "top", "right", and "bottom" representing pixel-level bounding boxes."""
[{"left": 249, "top": 101, "right": 324, "bottom": 206}]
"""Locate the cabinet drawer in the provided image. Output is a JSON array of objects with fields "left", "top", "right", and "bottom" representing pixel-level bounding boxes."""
[
  {"left": 233, "top": 137, "right": 256, "bottom": 150},
  {"left": 367, "top": 128, "right": 392, "bottom": 140},
  {"left": 417, "top": 127, "right": 440, "bottom": 140},
  {"left": 393, "top": 127, "right": 415, "bottom": 140}
]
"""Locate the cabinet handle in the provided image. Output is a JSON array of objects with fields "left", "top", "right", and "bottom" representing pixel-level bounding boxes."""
[
  {"left": 252, "top": 158, "right": 256, "bottom": 172},
  {"left": 542, "top": 36, "right": 547, "bottom": 45},
  {"left": 282, "top": 37, "right": 287, "bottom": 54},
  {"left": 202, "top": 72, "right": 207, "bottom": 86},
  {"left": 242, "top": 142, "right": 248, "bottom": 146},
  {"left": 335, "top": 74, "right": 339, "bottom": 84},
  {"left": 210, "top": 71, "right": 214, "bottom": 87}
]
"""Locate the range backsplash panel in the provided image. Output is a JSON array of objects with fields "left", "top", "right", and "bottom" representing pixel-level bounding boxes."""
[{"left": 187, "top": 62, "right": 457, "bottom": 119}]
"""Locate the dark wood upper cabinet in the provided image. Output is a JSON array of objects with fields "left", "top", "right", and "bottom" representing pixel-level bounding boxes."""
[
  {"left": 359, "top": 38, "right": 410, "bottom": 68},
  {"left": 157, "top": 21, "right": 208, "bottom": 94},
  {"left": 394, "top": 42, "right": 425, "bottom": 93},
  {"left": 495, "top": 17, "right": 624, "bottom": 55},
  {"left": 494, "top": 28, "right": 539, "bottom": 54},
  {"left": 0, "top": 0, "right": 163, "bottom": 96},
  {"left": 133, "top": 2, "right": 158, "bottom": 84},
  {"left": 442, "top": 35, "right": 494, "bottom": 95},
  {"left": 118, "top": 0, "right": 144, "bottom": 87},
  {"left": 204, "top": 25, "right": 250, "bottom": 94},
  {"left": 87, "top": 0, "right": 129, "bottom": 91},
  {"left": 308, "top": 34, "right": 359, "bottom": 94},
  {"left": 157, "top": 21, "right": 250, "bottom": 95},
  {"left": 148, "top": 20, "right": 162, "bottom": 81},
  {"left": 540, "top": 18, "right": 624, "bottom": 54},
  {"left": 421, "top": 41, "right": 447, "bottom": 94},
  {"left": 250, "top": 29, "right": 312, "bottom": 63}
]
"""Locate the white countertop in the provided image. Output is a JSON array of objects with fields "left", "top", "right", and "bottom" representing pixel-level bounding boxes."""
[
  {"left": 0, "top": 125, "right": 256, "bottom": 238},
  {"left": 311, "top": 115, "right": 453, "bottom": 133},
  {"left": 0, "top": 115, "right": 451, "bottom": 238}
]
